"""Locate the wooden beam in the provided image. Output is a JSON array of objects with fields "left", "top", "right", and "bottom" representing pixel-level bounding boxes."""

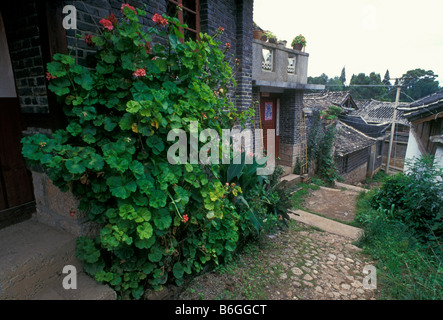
[{"left": 411, "top": 112, "right": 443, "bottom": 125}]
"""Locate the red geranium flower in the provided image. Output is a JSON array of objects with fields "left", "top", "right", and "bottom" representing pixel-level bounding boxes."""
[
  {"left": 121, "top": 3, "right": 136, "bottom": 14},
  {"left": 218, "top": 26, "right": 225, "bottom": 32},
  {"left": 133, "top": 68, "right": 146, "bottom": 77},
  {"left": 183, "top": 214, "right": 189, "bottom": 223},
  {"left": 99, "top": 18, "right": 114, "bottom": 31},
  {"left": 152, "top": 13, "right": 168, "bottom": 26},
  {"left": 107, "top": 13, "right": 118, "bottom": 25},
  {"left": 84, "top": 34, "right": 95, "bottom": 47},
  {"left": 45, "top": 72, "right": 56, "bottom": 81}
]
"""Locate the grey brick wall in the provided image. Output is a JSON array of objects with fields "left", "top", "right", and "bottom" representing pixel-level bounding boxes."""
[
  {"left": 279, "top": 89, "right": 303, "bottom": 145},
  {"left": 2, "top": 0, "right": 49, "bottom": 113}
]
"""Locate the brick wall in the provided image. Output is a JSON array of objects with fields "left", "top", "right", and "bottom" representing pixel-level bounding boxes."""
[{"left": 2, "top": 0, "right": 49, "bottom": 114}]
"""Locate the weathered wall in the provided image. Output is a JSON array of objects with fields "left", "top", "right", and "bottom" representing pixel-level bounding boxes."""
[{"left": 340, "top": 162, "right": 368, "bottom": 185}]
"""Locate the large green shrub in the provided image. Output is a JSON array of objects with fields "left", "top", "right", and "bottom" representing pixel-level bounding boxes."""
[
  {"left": 371, "top": 156, "right": 443, "bottom": 250},
  {"left": 21, "top": 5, "right": 283, "bottom": 299}
]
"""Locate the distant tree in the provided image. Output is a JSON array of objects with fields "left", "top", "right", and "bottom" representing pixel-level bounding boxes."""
[
  {"left": 327, "top": 76, "right": 344, "bottom": 91},
  {"left": 349, "top": 72, "right": 387, "bottom": 100},
  {"left": 340, "top": 67, "right": 346, "bottom": 85},
  {"left": 308, "top": 73, "right": 328, "bottom": 85},
  {"left": 383, "top": 69, "right": 391, "bottom": 86},
  {"left": 400, "top": 68, "right": 440, "bottom": 102}
]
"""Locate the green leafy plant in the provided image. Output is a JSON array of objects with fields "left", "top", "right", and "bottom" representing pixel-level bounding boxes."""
[
  {"left": 291, "top": 34, "right": 307, "bottom": 47},
  {"left": 21, "top": 5, "right": 263, "bottom": 299},
  {"left": 307, "top": 115, "right": 339, "bottom": 186}
]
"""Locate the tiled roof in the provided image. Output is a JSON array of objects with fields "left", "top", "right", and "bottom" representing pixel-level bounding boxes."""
[
  {"left": 334, "top": 120, "right": 376, "bottom": 156},
  {"left": 350, "top": 99, "right": 410, "bottom": 126},
  {"left": 303, "top": 91, "right": 355, "bottom": 111},
  {"left": 398, "top": 90, "right": 443, "bottom": 122}
]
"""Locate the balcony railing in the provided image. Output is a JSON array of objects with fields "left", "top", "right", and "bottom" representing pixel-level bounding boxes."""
[{"left": 253, "top": 39, "right": 309, "bottom": 87}]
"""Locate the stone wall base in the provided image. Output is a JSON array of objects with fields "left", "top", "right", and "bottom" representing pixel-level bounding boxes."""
[
  {"left": 31, "top": 171, "right": 100, "bottom": 238},
  {"left": 340, "top": 162, "right": 368, "bottom": 186},
  {"left": 278, "top": 143, "right": 300, "bottom": 169}
]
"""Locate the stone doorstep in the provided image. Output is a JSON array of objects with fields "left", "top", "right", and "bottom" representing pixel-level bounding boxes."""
[
  {"left": 289, "top": 209, "right": 363, "bottom": 241},
  {"left": 280, "top": 174, "right": 302, "bottom": 188},
  {"left": 0, "top": 219, "right": 115, "bottom": 300}
]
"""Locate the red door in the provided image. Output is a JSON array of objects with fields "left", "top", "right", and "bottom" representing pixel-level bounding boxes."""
[{"left": 260, "top": 97, "right": 279, "bottom": 158}]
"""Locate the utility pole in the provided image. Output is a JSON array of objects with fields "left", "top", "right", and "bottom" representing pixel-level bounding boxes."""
[{"left": 386, "top": 85, "right": 401, "bottom": 174}]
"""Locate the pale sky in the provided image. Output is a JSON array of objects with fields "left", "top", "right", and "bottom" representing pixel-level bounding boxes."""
[{"left": 254, "top": 0, "right": 443, "bottom": 85}]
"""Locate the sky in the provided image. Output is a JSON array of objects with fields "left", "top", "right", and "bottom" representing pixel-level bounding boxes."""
[{"left": 253, "top": 0, "right": 443, "bottom": 85}]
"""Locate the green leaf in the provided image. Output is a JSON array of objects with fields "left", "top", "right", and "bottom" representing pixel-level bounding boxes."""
[
  {"left": 174, "top": 186, "right": 190, "bottom": 205},
  {"left": 129, "top": 160, "right": 145, "bottom": 178},
  {"left": 126, "top": 100, "right": 142, "bottom": 113},
  {"left": 227, "top": 162, "right": 245, "bottom": 182},
  {"left": 153, "top": 208, "right": 172, "bottom": 230},
  {"left": 53, "top": 53, "right": 75, "bottom": 65},
  {"left": 104, "top": 117, "right": 118, "bottom": 131},
  {"left": 85, "top": 153, "right": 104, "bottom": 170},
  {"left": 119, "top": 113, "right": 136, "bottom": 130},
  {"left": 135, "top": 236, "right": 156, "bottom": 249},
  {"left": 136, "top": 222, "right": 153, "bottom": 240},
  {"left": 146, "top": 135, "right": 165, "bottom": 155},
  {"left": 65, "top": 157, "right": 86, "bottom": 174},
  {"left": 106, "top": 176, "right": 137, "bottom": 199},
  {"left": 74, "top": 72, "right": 94, "bottom": 91},
  {"left": 48, "top": 77, "right": 71, "bottom": 96},
  {"left": 148, "top": 246, "right": 163, "bottom": 263},
  {"left": 76, "top": 237, "right": 100, "bottom": 264},
  {"left": 172, "top": 262, "right": 184, "bottom": 279},
  {"left": 47, "top": 61, "right": 67, "bottom": 78},
  {"left": 96, "top": 61, "right": 114, "bottom": 74},
  {"left": 66, "top": 122, "right": 82, "bottom": 136},
  {"left": 149, "top": 190, "right": 167, "bottom": 208}
]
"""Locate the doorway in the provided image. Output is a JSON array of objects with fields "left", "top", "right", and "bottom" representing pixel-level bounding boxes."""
[
  {"left": 259, "top": 96, "right": 280, "bottom": 158},
  {"left": 0, "top": 10, "right": 35, "bottom": 229}
]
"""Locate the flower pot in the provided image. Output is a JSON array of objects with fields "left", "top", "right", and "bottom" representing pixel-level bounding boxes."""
[
  {"left": 293, "top": 43, "right": 303, "bottom": 51},
  {"left": 268, "top": 38, "right": 276, "bottom": 44},
  {"left": 253, "top": 30, "right": 263, "bottom": 40},
  {"left": 260, "top": 35, "right": 267, "bottom": 41}
]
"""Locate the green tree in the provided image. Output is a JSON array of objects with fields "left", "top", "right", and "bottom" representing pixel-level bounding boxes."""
[
  {"left": 308, "top": 73, "right": 328, "bottom": 85},
  {"left": 327, "top": 76, "right": 344, "bottom": 91},
  {"left": 349, "top": 72, "right": 387, "bottom": 100},
  {"left": 400, "top": 68, "right": 440, "bottom": 102},
  {"left": 339, "top": 66, "right": 346, "bottom": 85}
]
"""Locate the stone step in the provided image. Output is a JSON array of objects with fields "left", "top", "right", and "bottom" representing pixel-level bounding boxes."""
[
  {"left": 0, "top": 219, "right": 115, "bottom": 300},
  {"left": 289, "top": 209, "right": 363, "bottom": 241},
  {"left": 280, "top": 173, "right": 302, "bottom": 188}
]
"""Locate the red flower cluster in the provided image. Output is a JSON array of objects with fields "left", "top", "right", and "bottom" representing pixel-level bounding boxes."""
[
  {"left": 218, "top": 26, "right": 225, "bottom": 32},
  {"left": 107, "top": 13, "right": 118, "bottom": 25},
  {"left": 99, "top": 18, "right": 114, "bottom": 31},
  {"left": 152, "top": 13, "right": 168, "bottom": 26},
  {"left": 133, "top": 68, "right": 146, "bottom": 77},
  {"left": 121, "top": 3, "right": 136, "bottom": 14},
  {"left": 225, "top": 42, "right": 231, "bottom": 50},
  {"left": 45, "top": 72, "right": 56, "bottom": 81},
  {"left": 84, "top": 34, "right": 94, "bottom": 47},
  {"left": 183, "top": 214, "right": 189, "bottom": 223}
]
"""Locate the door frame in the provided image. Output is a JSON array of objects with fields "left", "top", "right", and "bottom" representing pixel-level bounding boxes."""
[{"left": 259, "top": 93, "right": 280, "bottom": 158}]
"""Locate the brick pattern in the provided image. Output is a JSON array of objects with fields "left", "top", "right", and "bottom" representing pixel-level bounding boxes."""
[
  {"left": 336, "top": 147, "right": 369, "bottom": 175},
  {"left": 2, "top": 0, "right": 48, "bottom": 113}
]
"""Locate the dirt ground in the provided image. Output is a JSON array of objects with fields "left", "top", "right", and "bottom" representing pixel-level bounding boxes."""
[{"left": 302, "top": 187, "right": 359, "bottom": 223}]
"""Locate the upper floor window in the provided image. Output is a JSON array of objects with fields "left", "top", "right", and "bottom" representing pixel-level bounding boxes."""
[{"left": 167, "top": 0, "right": 200, "bottom": 41}]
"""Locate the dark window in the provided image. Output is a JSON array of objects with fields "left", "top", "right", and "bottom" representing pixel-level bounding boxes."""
[{"left": 167, "top": 0, "right": 200, "bottom": 41}]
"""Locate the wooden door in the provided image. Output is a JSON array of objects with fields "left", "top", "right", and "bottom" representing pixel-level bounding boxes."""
[
  {"left": 0, "top": 10, "right": 35, "bottom": 227},
  {"left": 260, "top": 97, "right": 279, "bottom": 157}
]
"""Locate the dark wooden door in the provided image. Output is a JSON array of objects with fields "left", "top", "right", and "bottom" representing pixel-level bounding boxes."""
[
  {"left": 0, "top": 10, "right": 35, "bottom": 227},
  {"left": 0, "top": 98, "right": 35, "bottom": 211},
  {"left": 260, "top": 97, "right": 279, "bottom": 157}
]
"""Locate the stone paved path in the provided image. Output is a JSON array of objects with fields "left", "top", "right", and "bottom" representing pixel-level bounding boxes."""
[{"left": 178, "top": 221, "right": 379, "bottom": 300}]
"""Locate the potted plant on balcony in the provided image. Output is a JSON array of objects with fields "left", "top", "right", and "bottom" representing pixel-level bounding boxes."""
[
  {"left": 253, "top": 22, "right": 264, "bottom": 40},
  {"left": 265, "top": 31, "right": 277, "bottom": 44},
  {"left": 291, "top": 34, "right": 307, "bottom": 51}
]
